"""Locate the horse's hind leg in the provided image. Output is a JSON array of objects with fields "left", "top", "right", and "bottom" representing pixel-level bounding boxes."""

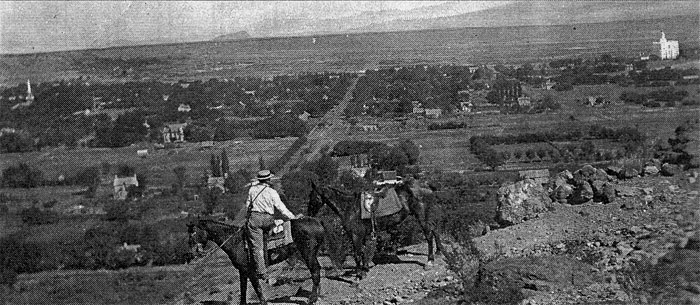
[
  {"left": 239, "top": 272, "right": 248, "bottom": 305},
  {"left": 298, "top": 241, "right": 322, "bottom": 304},
  {"left": 433, "top": 230, "right": 445, "bottom": 255}
]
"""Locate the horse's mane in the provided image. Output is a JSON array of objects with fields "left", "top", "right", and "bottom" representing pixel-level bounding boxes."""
[{"left": 198, "top": 219, "right": 240, "bottom": 234}]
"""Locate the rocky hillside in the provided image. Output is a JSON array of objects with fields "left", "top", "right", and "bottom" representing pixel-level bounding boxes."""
[{"left": 441, "top": 162, "right": 699, "bottom": 305}]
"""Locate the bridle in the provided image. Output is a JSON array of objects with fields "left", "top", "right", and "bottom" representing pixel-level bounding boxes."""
[{"left": 189, "top": 222, "right": 242, "bottom": 261}]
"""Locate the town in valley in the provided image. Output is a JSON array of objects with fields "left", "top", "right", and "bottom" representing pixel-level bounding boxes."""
[{"left": 0, "top": 2, "right": 699, "bottom": 305}]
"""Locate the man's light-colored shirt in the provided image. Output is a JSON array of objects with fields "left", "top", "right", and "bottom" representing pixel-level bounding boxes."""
[{"left": 246, "top": 183, "right": 295, "bottom": 219}]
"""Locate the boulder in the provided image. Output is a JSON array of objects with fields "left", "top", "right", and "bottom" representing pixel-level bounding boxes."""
[
  {"left": 592, "top": 181, "right": 616, "bottom": 203},
  {"left": 619, "top": 168, "right": 639, "bottom": 179},
  {"left": 606, "top": 165, "right": 623, "bottom": 177},
  {"left": 594, "top": 168, "right": 612, "bottom": 182},
  {"left": 553, "top": 170, "right": 574, "bottom": 186},
  {"left": 570, "top": 181, "right": 594, "bottom": 204},
  {"left": 661, "top": 163, "right": 681, "bottom": 177},
  {"left": 496, "top": 179, "right": 554, "bottom": 226},
  {"left": 643, "top": 165, "right": 660, "bottom": 176},
  {"left": 551, "top": 184, "right": 574, "bottom": 204},
  {"left": 479, "top": 256, "right": 599, "bottom": 293},
  {"left": 574, "top": 164, "right": 598, "bottom": 182}
]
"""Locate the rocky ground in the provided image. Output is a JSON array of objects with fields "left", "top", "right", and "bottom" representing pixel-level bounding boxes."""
[
  {"left": 175, "top": 243, "right": 457, "bottom": 305},
  {"left": 453, "top": 164, "right": 700, "bottom": 305},
  {"left": 176, "top": 163, "right": 698, "bottom": 305}
]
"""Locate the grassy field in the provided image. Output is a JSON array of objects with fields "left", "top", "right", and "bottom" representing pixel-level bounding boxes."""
[
  {"left": 2, "top": 264, "right": 190, "bottom": 305},
  {"left": 0, "top": 137, "right": 296, "bottom": 188}
]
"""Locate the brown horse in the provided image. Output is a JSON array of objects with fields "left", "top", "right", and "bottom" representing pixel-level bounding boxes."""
[
  {"left": 187, "top": 216, "right": 325, "bottom": 305},
  {"left": 309, "top": 180, "right": 443, "bottom": 280}
]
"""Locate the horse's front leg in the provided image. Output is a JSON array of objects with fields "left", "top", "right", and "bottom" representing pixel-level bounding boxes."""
[
  {"left": 239, "top": 271, "right": 248, "bottom": 305},
  {"left": 351, "top": 234, "right": 366, "bottom": 280},
  {"left": 417, "top": 221, "right": 435, "bottom": 269}
]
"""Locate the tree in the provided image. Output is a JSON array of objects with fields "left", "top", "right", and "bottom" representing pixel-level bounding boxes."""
[
  {"left": 481, "top": 148, "right": 506, "bottom": 170},
  {"left": 1, "top": 163, "right": 43, "bottom": 188},
  {"left": 225, "top": 169, "right": 251, "bottom": 194},
  {"left": 0, "top": 133, "right": 34, "bottom": 153},
  {"left": 221, "top": 149, "right": 230, "bottom": 177},
  {"left": 75, "top": 167, "right": 101, "bottom": 198},
  {"left": 258, "top": 155, "right": 266, "bottom": 171},
  {"left": 281, "top": 170, "right": 319, "bottom": 201},
  {"left": 302, "top": 154, "right": 339, "bottom": 182},
  {"left": 116, "top": 164, "right": 136, "bottom": 177},
  {"left": 372, "top": 146, "right": 410, "bottom": 172},
  {"left": 397, "top": 139, "right": 420, "bottom": 165},
  {"left": 173, "top": 166, "right": 187, "bottom": 195}
]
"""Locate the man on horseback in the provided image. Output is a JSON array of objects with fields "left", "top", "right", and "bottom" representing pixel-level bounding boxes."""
[{"left": 245, "top": 170, "right": 300, "bottom": 282}]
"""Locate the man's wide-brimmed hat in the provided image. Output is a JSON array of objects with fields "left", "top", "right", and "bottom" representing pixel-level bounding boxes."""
[{"left": 256, "top": 170, "right": 274, "bottom": 181}]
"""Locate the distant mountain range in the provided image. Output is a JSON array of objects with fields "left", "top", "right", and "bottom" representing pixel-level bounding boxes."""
[
  {"left": 247, "top": 1, "right": 697, "bottom": 38},
  {"left": 90, "top": 1, "right": 696, "bottom": 50},
  {"left": 350, "top": 1, "right": 698, "bottom": 33},
  {"left": 211, "top": 31, "right": 251, "bottom": 42}
]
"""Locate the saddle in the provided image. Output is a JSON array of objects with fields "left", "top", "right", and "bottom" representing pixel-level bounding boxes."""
[
  {"left": 266, "top": 219, "right": 293, "bottom": 250},
  {"left": 360, "top": 187, "right": 403, "bottom": 219}
]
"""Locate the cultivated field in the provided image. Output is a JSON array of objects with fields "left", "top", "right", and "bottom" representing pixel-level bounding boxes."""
[{"left": 0, "top": 137, "right": 295, "bottom": 188}]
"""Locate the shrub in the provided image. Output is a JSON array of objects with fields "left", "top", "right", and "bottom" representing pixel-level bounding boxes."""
[
  {"left": 1, "top": 162, "right": 44, "bottom": 188},
  {"left": 116, "top": 164, "right": 136, "bottom": 177},
  {"left": 105, "top": 200, "right": 131, "bottom": 222},
  {"left": 0, "top": 234, "right": 42, "bottom": 282},
  {"left": 19, "top": 206, "right": 58, "bottom": 225},
  {"left": 0, "top": 132, "right": 34, "bottom": 153}
]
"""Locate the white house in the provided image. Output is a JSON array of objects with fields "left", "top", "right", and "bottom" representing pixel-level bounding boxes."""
[
  {"left": 361, "top": 124, "right": 379, "bottom": 132},
  {"left": 517, "top": 96, "right": 531, "bottom": 107},
  {"left": 424, "top": 108, "right": 442, "bottom": 119},
  {"left": 114, "top": 175, "right": 139, "bottom": 200},
  {"left": 460, "top": 101, "right": 473, "bottom": 113},
  {"left": 162, "top": 123, "right": 187, "bottom": 143},
  {"left": 654, "top": 31, "right": 679, "bottom": 60},
  {"left": 178, "top": 104, "right": 191, "bottom": 112}
]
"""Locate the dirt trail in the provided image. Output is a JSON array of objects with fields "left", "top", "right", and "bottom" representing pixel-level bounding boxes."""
[{"left": 174, "top": 243, "right": 455, "bottom": 305}]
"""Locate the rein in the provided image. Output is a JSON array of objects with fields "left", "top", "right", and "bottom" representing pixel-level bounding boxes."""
[{"left": 191, "top": 220, "right": 243, "bottom": 263}]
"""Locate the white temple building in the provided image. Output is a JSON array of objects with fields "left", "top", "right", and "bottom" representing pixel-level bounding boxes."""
[{"left": 654, "top": 31, "right": 679, "bottom": 60}]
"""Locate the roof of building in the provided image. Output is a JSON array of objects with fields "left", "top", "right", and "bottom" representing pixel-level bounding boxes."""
[{"left": 114, "top": 175, "right": 139, "bottom": 187}]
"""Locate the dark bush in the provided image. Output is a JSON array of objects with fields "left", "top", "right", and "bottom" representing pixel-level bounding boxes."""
[
  {"left": 1, "top": 162, "right": 44, "bottom": 188},
  {"left": 0, "top": 234, "right": 42, "bottom": 281},
  {"left": 105, "top": 200, "right": 131, "bottom": 222},
  {"left": 331, "top": 140, "right": 386, "bottom": 157},
  {"left": 19, "top": 206, "right": 58, "bottom": 225},
  {"left": 0, "top": 133, "right": 34, "bottom": 153}
]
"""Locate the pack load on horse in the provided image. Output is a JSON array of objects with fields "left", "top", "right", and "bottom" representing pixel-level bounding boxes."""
[
  {"left": 361, "top": 171, "right": 406, "bottom": 237},
  {"left": 309, "top": 176, "right": 443, "bottom": 280},
  {"left": 187, "top": 169, "right": 326, "bottom": 305}
]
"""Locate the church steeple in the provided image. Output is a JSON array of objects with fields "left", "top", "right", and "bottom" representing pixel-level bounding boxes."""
[
  {"left": 660, "top": 31, "right": 667, "bottom": 42},
  {"left": 25, "top": 79, "right": 34, "bottom": 102}
]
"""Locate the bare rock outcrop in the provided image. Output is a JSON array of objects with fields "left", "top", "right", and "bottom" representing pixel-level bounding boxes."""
[
  {"left": 479, "top": 256, "right": 599, "bottom": 293},
  {"left": 496, "top": 179, "right": 554, "bottom": 226},
  {"left": 552, "top": 164, "right": 616, "bottom": 205}
]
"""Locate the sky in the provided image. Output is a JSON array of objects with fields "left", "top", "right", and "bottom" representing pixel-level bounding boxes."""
[{"left": 0, "top": 1, "right": 507, "bottom": 54}]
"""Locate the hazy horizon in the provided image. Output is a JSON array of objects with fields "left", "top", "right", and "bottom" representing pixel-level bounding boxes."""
[
  {"left": 1, "top": 1, "right": 696, "bottom": 55},
  {"left": 0, "top": 1, "right": 508, "bottom": 54}
]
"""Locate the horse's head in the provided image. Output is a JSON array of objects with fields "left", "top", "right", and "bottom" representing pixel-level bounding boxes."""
[
  {"left": 187, "top": 218, "right": 210, "bottom": 255},
  {"left": 308, "top": 182, "right": 348, "bottom": 217}
]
